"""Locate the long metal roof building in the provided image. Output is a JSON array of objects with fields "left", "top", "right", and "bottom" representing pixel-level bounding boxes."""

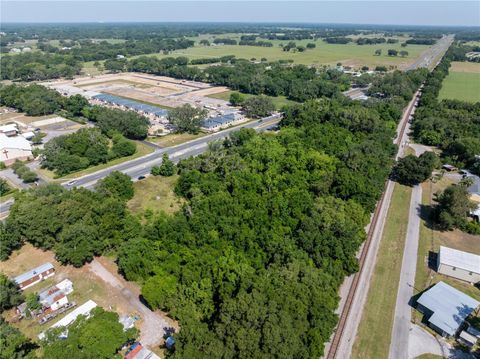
[{"left": 92, "top": 93, "right": 169, "bottom": 117}]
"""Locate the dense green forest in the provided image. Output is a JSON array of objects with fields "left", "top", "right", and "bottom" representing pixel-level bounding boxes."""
[{"left": 412, "top": 45, "right": 480, "bottom": 174}]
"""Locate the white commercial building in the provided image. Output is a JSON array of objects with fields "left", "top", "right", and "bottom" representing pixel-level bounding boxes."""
[
  {"left": 437, "top": 246, "right": 480, "bottom": 284},
  {"left": 0, "top": 133, "right": 33, "bottom": 165}
]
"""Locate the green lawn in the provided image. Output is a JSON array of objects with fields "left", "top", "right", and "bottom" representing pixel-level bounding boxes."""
[
  {"left": 439, "top": 71, "right": 480, "bottom": 103},
  {"left": 147, "top": 132, "right": 207, "bottom": 147},
  {"left": 414, "top": 355, "right": 443, "bottom": 359},
  {"left": 128, "top": 175, "right": 182, "bottom": 215},
  {"left": 207, "top": 91, "right": 299, "bottom": 110},
  {"left": 352, "top": 183, "right": 412, "bottom": 359},
  {"left": 139, "top": 38, "right": 431, "bottom": 70},
  {"left": 36, "top": 141, "right": 154, "bottom": 181}
]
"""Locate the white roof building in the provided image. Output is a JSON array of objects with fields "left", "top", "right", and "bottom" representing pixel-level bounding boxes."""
[
  {"left": 437, "top": 246, "right": 480, "bottom": 283},
  {"left": 0, "top": 133, "right": 33, "bottom": 165},
  {"left": 0, "top": 124, "right": 18, "bottom": 136}
]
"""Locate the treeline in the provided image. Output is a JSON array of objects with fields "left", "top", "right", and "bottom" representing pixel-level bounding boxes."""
[
  {"left": 324, "top": 37, "right": 351, "bottom": 44},
  {"left": 238, "top": 40, "right": 273, "bottom": 47},
  {"left": 127, "top": 57, "right": 350, "bottom": 102},
  {"left": 0, "top": 84, "right": 150, "bottom": 140},
  {"left": 38, "top": 38, "right": 195, "bottom": 61},
  {"left": 412, "top": 47, "right": 480, "bottom": 174},
  {"left": 190, "top": 55, "right": 235, "bottom": 65},
  {"left": 1, "top": 52, "right": 82, "bottom": 81},
  {"left": 41, "top": 129, "right": 136, "bottom": 176},
  {"left": 1, "top": 172, "right": 135, "bottom": 265},
  {"left": 405, "top": 38, "right": 436, "bottom": 45}
]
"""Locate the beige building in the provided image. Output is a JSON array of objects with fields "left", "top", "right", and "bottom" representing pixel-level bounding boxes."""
[
  {"left": 0, "top": 133, "right": 33, "bottom": 165},
  {"left": 437, "top": 246, "right": 480, "bottom": 284}
]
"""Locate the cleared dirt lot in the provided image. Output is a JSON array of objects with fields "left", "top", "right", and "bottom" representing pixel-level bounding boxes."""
[
  {"left": 45, "top": 72, "right": 231, "bottom": 110},
  {"left": 0, "top": 244, "right": 178, "bottom": 346}
]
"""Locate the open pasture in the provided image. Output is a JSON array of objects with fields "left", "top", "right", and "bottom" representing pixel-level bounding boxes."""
[
  {"left": 439, "top": 62, "right": 480, "bottom": 103},
  {"left": 146, "top": 37, "right": 432, "bottom": 70}
]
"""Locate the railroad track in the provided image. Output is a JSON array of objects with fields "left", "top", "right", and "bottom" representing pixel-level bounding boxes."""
[{"left": 326, "top": 89, "right": 420, "bottom": 359}]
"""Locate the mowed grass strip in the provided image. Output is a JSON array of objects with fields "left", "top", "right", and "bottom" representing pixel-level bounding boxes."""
[
  {"left": 352, "top": 183, "right": 412, "bottom": 359},
  {"left": 439, "top": 62, "right": 480, "bottom": 103}
]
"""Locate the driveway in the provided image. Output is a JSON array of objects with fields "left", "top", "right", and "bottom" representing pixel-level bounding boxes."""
[
  {"left": 408, "top": 323, "right": 443, "bottom": 358},
  {"left": 0, "top": 168, "right": 29, "bottom": 189},
  {"left": 88, "top": 259, "right": 175, "bottom": 347}
]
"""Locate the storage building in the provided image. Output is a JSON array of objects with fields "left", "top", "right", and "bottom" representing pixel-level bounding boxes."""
[
  {"left": 437, "top": 246, "right": 480, "bottom": 284},
  {"left": 416, "top": 281, "right": 480, "bottom": 337}
]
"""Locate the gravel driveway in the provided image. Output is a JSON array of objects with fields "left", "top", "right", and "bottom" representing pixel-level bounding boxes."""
[{"left": 88, "top": 259, "right": 175, "bottom": 347}]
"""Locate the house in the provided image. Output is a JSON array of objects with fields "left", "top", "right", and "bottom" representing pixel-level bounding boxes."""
[
  {"left": 0, "top": 124, "right": 19, "bottom": 137},
  {"left": 38, "top": 300, "right": 97, "bottom": 340},
  {"left": 437, "top": 246, "right": 480, "bottom": 284},
  {"left": 416, "top": 281, "right": 480, "bottom": 337},
  {"left": 22, "top": 47, "right": 32, "bottom": 52},
  {"left": 116, "top": 54, "right": 125, "bottom": 59},
  {"left": 14, "top": 263, "right": 55, "bottom": 290},
  {"left": 9, "top": 48, "right": 21, "bottom": 53},
  {"left": 124, "top": 342, "right": 161, "bottom": 359},
  {"left": 0, "top": 133, "right": 33, "bottom": 165},
  {"left": 38, "top": 279, "right": 74, "bottom": 312}
]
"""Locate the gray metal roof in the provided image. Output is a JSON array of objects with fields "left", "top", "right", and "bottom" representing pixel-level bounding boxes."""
[
  {"left": 14, "top": 262, "right": 54, "bottom": 285},
  {"left": 467, "top": 175, "right": 480, "bottom": 196},
  {"left": 417, "top": 281, "right": 480, "bottom": 336},
  {"left": 93, "top": 93, "right": 169, "bottom": 117},
  {"left": 439, "top": 246, "right": 480, "bottom": 274},
  {"left": 202, "top": 113, "right": 236, "bottom": 129}
]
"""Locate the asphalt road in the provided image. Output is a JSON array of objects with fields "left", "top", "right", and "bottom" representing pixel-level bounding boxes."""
[
  {"left": 406, "top": 34, "right": 454, "bottom": 71},
  {"left": 66, "top": 114, "right": 281, "bottom": 190}
]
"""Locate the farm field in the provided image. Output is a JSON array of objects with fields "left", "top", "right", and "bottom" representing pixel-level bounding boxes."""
[
  {"left": 413, "top": 176, "right": 480, "bottom": 305},
  {"left": 352, "top": 183, "right": 412, "bottom": 359},
  {"left": 128, "top": 175, "right": 182, "bottom": 215},
  {"left": 438, "top": 61, "right": 480, "bottom": 103},
  {"left": 140, "top": 38, "right": 432, "bottom": 70}
]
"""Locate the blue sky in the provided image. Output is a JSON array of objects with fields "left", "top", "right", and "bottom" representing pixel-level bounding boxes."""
[{"left": 1, "top": 1, "right": 479, "bottom": 26}]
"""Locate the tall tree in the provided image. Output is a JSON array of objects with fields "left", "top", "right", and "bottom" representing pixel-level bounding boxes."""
[{"left": 168, "top": 104, "right": 208, "bottom": 134}]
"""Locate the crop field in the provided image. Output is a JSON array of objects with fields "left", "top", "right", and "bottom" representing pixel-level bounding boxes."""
[
  {"left": 145, "top": 37, "right": 432, "bottom": 70},
  {"left": 439, "top": 62, "right": 480, "bottom": 103}
]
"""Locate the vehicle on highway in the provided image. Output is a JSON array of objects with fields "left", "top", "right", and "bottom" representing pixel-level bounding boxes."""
[
  {"left": 66, "top": 180, "right": 77, "bottom": 186},
  {"left": 137, "top": 175, "right": 146, "bottom": 180}
]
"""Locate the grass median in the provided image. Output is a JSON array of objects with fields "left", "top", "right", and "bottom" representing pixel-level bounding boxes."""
[{"left": 352, "top": 182, "right": 412, "bottom": 359}]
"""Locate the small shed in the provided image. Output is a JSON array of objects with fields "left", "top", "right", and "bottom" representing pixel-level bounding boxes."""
[{"left": 442, "top": 164, "right": 457, "bottom": 172}]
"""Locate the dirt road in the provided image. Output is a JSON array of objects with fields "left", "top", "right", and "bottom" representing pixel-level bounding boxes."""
[{"left": 88, "top": 259, "right": 175, "bottom": 347}]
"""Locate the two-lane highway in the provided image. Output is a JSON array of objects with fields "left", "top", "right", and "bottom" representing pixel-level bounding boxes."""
[{"left": 65, "top": 114, "right": 282, "bottom": 189}]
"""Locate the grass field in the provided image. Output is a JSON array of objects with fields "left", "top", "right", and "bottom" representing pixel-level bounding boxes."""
[
  {"left": 128, "top": 175, "right": 182, "bottom": 215},
  {"left": 36, "top": 141, "right": 154, "bottom": 181},
  {"left": 439, "top": 62, "right": 480, "bottom": 103},
  {"left": 147, "top": 132, "right": 206, "bottom": 147},
  {"left": 414, "top": 355, "right": 443, "bottom": 359},
  {"left": 207, "top": 91, "right": 298, "bottom": 110},
  {"left": 140, "top": 38, "right": 431, "bottom": 70},
  {"left": 352, "top": 183, "right": 412, "bottom": 359}
]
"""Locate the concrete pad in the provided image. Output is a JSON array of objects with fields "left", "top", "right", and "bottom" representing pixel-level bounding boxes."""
[{"left": 408, "top": 324, "right": 443, "bottom": 359}]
